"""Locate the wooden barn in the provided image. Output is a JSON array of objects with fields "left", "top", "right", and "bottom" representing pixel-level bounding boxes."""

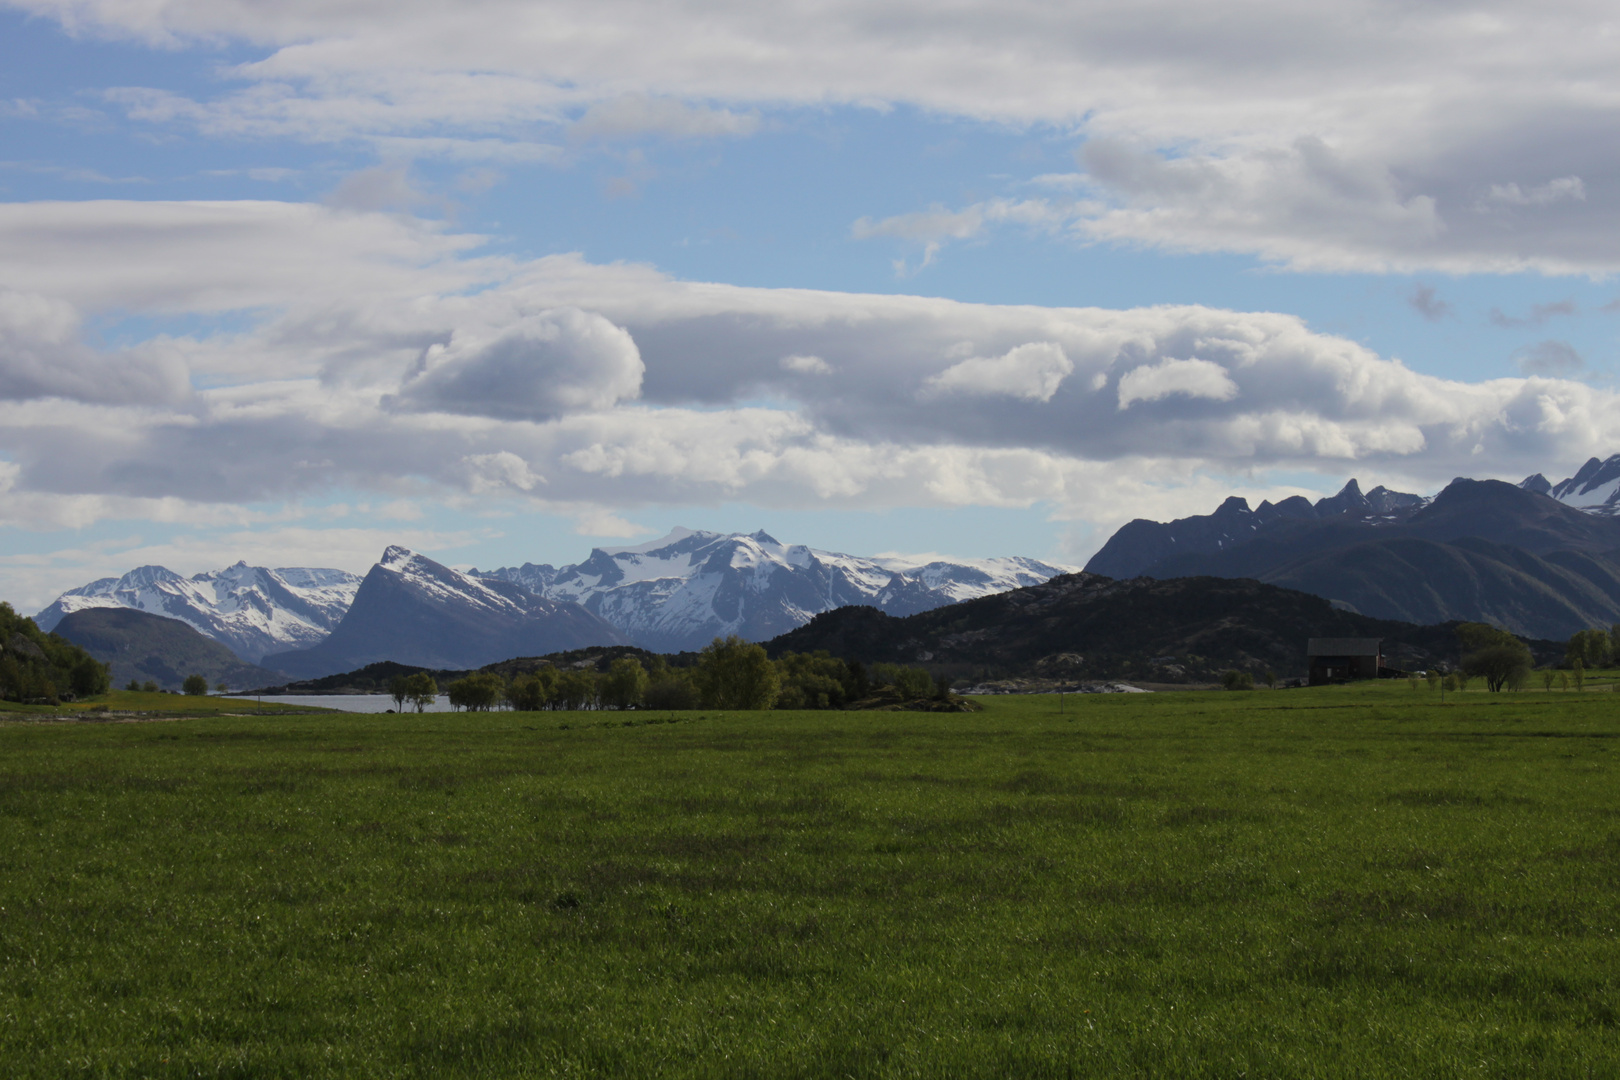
[{"left": 1306, "top": 638, "right": 1382, "bottom": 685}]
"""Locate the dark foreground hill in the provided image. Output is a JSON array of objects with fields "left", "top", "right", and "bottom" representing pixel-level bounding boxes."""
[
  {"left": 54, "top": 607, "right": 281, "bottom": 691},
  {"left": 766, "top": 572, "right": 1560, "bottom": 683},
  {"left": 263, "top": 546, "right": 629, "bottom": 680}
]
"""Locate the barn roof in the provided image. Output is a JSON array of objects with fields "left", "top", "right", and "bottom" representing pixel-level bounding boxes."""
[{"left": 1307, "top": 638, "right": 1381, "bottom": 657}]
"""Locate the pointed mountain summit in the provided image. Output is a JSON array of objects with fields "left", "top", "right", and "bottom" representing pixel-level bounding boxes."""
[
  {"left": 1542, "top": 454, "right": 1620, "bottom": 515},
  {"left": 262, "top": 547, "right": 628, "bottom": 679}
]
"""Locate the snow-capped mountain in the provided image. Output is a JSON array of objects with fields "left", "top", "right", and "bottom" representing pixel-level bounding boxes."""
[
  {"left": 1523, "top": 455, "right": 1620, "bottom": 515},
  {"left": 34, "top": 561, "right": 361, "bottom": 662},
  {"left": 473, "top": 527, "right": 1078, "bottom": 653},
  {"left": 262, "top": 546, "right": 627, "bottom": 679},
  {"left": 35, "top": 531, "right": 1076, "bottom": 666}
]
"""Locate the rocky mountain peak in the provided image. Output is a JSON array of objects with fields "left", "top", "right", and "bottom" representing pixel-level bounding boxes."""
[{"left": 379, "top": 545, "right": 418, "bottom": 570}]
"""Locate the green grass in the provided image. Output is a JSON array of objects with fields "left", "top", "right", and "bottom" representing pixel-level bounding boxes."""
[
  {"left": 0, "top": 689, "right": 338, "bottom": 717},
  {"left": 2, "top": 683, "right": 1619, "bottom": 1077}
]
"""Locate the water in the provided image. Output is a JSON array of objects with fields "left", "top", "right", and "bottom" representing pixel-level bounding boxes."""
[{"left": 224, "top": 693, "right": 456, "bottom": 713}]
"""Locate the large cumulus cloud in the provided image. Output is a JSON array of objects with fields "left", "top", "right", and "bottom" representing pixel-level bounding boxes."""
[{"left": 389, "top": 308, "right": 643, "bottom": 421}]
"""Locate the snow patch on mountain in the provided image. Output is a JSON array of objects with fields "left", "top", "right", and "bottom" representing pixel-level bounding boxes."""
[
  {"left": 262, "top": 546, "right": 629, "bottom": 679},
  {"left": 474, "top": 528, "right": 1077, "bottom": 653},
  {"left": 1539, "top": 455, "right": 1620, "bottom": 515},
  {"left": 34, "top": 561, "right": 361, "bottom": 662}
]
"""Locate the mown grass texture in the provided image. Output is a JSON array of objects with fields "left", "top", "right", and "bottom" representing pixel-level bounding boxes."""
[{"left": 2, "top": 681, "right": 1619, "bottom": 1077}]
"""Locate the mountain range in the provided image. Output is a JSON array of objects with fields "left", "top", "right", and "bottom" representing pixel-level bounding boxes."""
[
  {"left": 36, "top": 450, "right": 1620, "bottom": 680},
  {"left": 33, "top": 529, "right": 1075, "bottom": 672},
  {"left": 1084, "top": 456, "right": 1620, "bottom": 640},
  {"left": 473, "top": 527, "right": 1073, "bottom": 653},
  {"left": 261, "top": 547, "right": 629, "bottom": 679},
  {"left": 33, "top": 562, "right": 361, "bottom": 662}
]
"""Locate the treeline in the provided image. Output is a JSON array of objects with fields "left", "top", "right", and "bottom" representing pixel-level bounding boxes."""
[
  {"left": 0, "top": 603, "right": 110, "bottom": 704},
  {"left": 389, "top": 636, "right": 948, "bottom": 713},
  {"left": 1564, "top": 626, "right": 1620, "bottom": 670}
]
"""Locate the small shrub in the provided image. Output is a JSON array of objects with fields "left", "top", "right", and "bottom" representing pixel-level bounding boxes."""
[
  {"left": 894, "top": 667, "right": 935, "bottom": 699},
  {"left": 1221, "top": 670, "right": 1254, "bottom": 691}
]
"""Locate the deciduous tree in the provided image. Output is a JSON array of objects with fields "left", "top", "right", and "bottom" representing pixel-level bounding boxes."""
[
  {"left": 402, "top": 672, "right": 438, "bottom": 712},
  {"left": 1457, "top": 622, "right": 1531, "bottom": 693},
  {"left": 600, "top": 658, "right": 649, "bottom": 710},
  {"left": 695, "top": 635, "right": 779, "bottom": 710}
]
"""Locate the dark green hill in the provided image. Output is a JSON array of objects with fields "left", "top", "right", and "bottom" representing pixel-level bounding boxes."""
[
  {"left": 54, "top": 608, "right": 281, "bottom": 692},
  {"left": 765, "top": 573, "right": 1560, "bottom": 683},
  {"left": 0, "top": 602, "right": 110, "bottom": 703}
]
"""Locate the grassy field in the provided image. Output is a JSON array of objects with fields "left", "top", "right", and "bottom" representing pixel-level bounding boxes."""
[
  {"left": 2, "top": 681, "right": 1618, "bottom": 1077},
  {"left": 0, "top": 688, "right": 340, "bottom": 718}
]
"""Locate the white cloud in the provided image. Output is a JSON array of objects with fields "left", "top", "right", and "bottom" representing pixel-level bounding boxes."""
[
  {"left": 17, "top": 0, "right": 1620, "bottom": 272},
  {"left": 0, "top": 290, "right": 190, "bottom": 404},
  {"left": 925, "top": 342, "right": 1073, "bottom": 403},
  {"left": 0, "top": 200, "right": 501, "bottom": 313},
  {"left": 462, "top": 450, "right": 544, "bottom": 493},
  {"left": 1117, "top": 357, "right": 1239, "bottom": 410},
  {"left": 780, "top": 354, "right": 832, "bottom": 375},
  {"left": 0, "top": 199, "right": 1617, "bottom": 558},
  {"left": 571, "top": 95, "right": 759, "bottom": 141},
  {"left": 390, "top": 308, "right": 644, "bottom": 421},
  {"left": 1480, "top": 177, "right": 1586, "bottom": 209},
  {"left": 852, "top": 199, "right": 1066, "bottom": 271}
]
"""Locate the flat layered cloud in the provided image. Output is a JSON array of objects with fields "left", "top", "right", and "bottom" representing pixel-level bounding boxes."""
[
  {"left": 14, "top": 0, "right": 1620, "bottom": 272},
  {"left": 0, "top": 290, "right": 189, "bottom": 404},
  {"left": 0, "top": 200, "right": 1614, "bottom": 545}
]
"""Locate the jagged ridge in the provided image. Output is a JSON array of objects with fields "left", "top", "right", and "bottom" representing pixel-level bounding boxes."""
[
  {"left": 474, "top": 527, "right": 1077, "bottom": 653},
  {"left": 262, "top": 547, "right": 629, "bottom": 679}
]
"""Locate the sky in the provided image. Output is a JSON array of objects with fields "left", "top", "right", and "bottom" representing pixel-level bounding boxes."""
[{"left": 3, "top": 0, "right": 1620, "bottom": 611}]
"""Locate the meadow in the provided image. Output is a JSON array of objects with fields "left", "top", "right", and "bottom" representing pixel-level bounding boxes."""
[{"left": 1, "top": 680, "right": 1618, "bottom": 1077}]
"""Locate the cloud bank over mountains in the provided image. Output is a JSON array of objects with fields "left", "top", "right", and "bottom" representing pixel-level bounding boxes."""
[
  {"left": 13, "top": 0, "right": 1620, "bottom": 273},
  {"left": 0, "top": 199, "right": 1615, "bottom": 544}
]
